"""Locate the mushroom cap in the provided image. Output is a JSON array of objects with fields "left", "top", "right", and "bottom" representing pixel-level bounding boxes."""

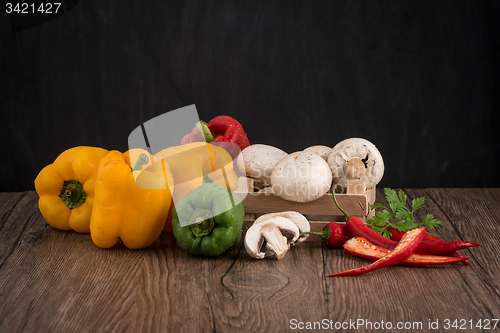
[
  {"left": 303, "top": 145, "right": 333, "bottom": 162},
  {"left": 271, "top": 151, "right": 332, "bottom": 203},
  {"left": 254, "top": 211, "right": 310, "bottom": 244},
  {"left": 242, "top": 144, "right": 288, "bottom": 186},
  {"left": 244, "top": 216, "right": 299, "bottom": 259},
  {"left": 327, "top": 138, "right": 384, "bottom": 190}
]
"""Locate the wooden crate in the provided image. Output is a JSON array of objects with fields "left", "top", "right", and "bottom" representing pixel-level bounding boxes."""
[{"left": 235, "top": 177, "right": 376, "bottom": 242}]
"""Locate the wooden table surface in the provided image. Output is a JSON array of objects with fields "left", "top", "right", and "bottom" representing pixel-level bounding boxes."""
[{"left": 1, "top": 188, "right": 499, "bottom": 332}]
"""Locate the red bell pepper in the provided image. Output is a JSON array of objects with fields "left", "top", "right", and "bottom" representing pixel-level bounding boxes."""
[
  {"left": 343, "top": 237, "right": 470, "bottom": 266},
  {"left": 180, "top": 116, "right": 250, "bottom": 158},
  {"left": 207, "top": 115, "right": 250, "bottom": 152},
  {"left": 328, "top": 227, "right": 426, "bottom": 277}
]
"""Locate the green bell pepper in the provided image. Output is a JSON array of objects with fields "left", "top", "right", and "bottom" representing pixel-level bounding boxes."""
[{"left": 172, "top": 183, "right": 244, "bottom": 256}]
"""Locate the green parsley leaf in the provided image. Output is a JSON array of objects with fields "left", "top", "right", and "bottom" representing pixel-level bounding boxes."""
[
  {"left": 366, "top": 188, "right": 443, "bottom": 237},
  {"left": 421, "top": 214, "right": 443, "bottom": 229},
  {"left": 384, "top": 188, "right": 399, "bottom": 204},
  {"left": 411, "top": 196, "right": 426, "bottom": 212},
  {"left": 369, "top": 203, "right": 388, "bottom": 210}
]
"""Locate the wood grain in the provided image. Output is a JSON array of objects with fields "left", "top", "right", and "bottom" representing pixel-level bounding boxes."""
[{"left": 0, "top": 189, "right": 499, "bottom": 332}]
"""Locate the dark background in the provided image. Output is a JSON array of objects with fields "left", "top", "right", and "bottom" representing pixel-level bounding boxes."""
[{"left": 1, "top": 1, "right": 499, "bottom": 192}]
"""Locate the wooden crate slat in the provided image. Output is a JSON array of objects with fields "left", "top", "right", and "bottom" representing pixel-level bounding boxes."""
[
  {"left": 236, "top": 177, "right": 376, "bottom": 242},
  {"left": 240, "top": 192, "right": 367, "bottom": 216}
]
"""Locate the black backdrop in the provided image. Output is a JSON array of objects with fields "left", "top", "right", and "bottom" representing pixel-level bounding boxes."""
[{"left": 1, "top": 1, "right": 499, "bottom": 192}]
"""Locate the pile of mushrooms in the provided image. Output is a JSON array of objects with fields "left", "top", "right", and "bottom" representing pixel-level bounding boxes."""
[
  {"left": 244, "top": 211, "right": 310, "bottom": 260},
  {"left": 241, "top": 138, "right": 384, "bottom": 201},
  {"left": 241, "top": 138, "right": 384, "bottom": 260}
]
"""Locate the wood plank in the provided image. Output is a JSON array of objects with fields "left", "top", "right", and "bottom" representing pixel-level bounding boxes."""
[
  {"left": 415, "top": 188, "right": 500, "bottom": 317},
  {"left": 0, "top": 190, "right": 499, "bottom": 332},
  {"left": 0, "top": 192, "right": 45, "bottom": 270}
]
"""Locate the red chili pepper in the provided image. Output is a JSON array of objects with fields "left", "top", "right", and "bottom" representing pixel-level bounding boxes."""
[
  {"left": 386, "top": 226, "right": 479, "bottom": 261},
  {"left": 343, "top": 237, "right": 470, "bottom": 266},
  {"left": 331, "top": 190, "right": 398, "bottom": 249},
  {"left": 300, "top": 222, "right": 353, "bottom": 248},
  {"left": 327, "top": 227, "right": 426, "bottom": 277},
  {"left": 331, "top": 189, "right": 479, "bottom": 262},
  {"left": 207, "top": 115, "right": 250, "bottom": 152}
]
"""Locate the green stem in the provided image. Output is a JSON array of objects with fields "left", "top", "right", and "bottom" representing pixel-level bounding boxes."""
[
  {"left": 59, "top": 180, "right": 86, "bottom": 209},
  {"left": 195, "top": 121, "right": 215, "bottom": 143},
  {"left": 332, "top": 186, "right": 351, "bottom": 219},
  {"left": 132, "top": 153, "right": 150, "bottom": 171},
  {"left": 189, "top": 208, "right": 215, "bottom": 237},
  {"left": 300, "top": 231, "right": 329, "bottom": 244}
]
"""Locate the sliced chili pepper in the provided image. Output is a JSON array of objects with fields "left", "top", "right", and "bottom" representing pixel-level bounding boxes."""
[
  {"left": 386, "top": 226, "right": 478, "bottom": 262},
  {"left": 450, "top": 251, "right": 470, "bottom": 266},
  {"left": 327, "top": 227, "right": 425, "bottom": 277},
  {"left": 343, "top": 237, "right": 470, "bottom": 266},
  {"left": 300, "top": 222, "right": 352, "bottom": 248}
]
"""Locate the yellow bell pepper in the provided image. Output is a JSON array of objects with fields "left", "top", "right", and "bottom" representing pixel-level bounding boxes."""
[
  {"left": 155, "top": 142, "right": 238, "bottom": 232},
  {"left": 155, "top": 142, "right": 238, "bottom": 202},
  {"left": 34, "top": 146, "right": 108, "bottom": 233},
  {"left": 90, "top": 149, "right": 173, "bottom": 249}
]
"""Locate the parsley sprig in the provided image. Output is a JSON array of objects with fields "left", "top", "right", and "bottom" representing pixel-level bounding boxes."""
[{"left": 366, "top": 188, "right": 443, "bottom": 238}]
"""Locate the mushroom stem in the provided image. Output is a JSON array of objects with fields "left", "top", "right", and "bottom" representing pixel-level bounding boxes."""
[
  {"left": 261, "top": 224, "right": 290, "bottom": 260},
  {"left": 346, "top": 157, "right": 366, "bottom": 179}
]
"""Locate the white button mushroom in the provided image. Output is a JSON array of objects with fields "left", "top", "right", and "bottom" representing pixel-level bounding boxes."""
[
  {"left": 303, "top": 145, "right": 333, "bottom": 162},
  {"left": 244, "top": 216, "right": 300, "bottom": 260},
  {"left": 327, "top": 138, "right": 384, "bottom": 193},
  {"left": 242, "top": 144, "right": 288, "bottom": 187},
  {"left": 253, "top": 211, "right": 310, "bottom": 244},
  {"left": 271, "top": 151, "right": 333, "bottom": 203}
]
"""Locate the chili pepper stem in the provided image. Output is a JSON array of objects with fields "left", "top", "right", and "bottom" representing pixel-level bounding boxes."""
[
  {"left": 332, "top": 186, "right": 351, "bottom": 219},
  {"left": 300, "top": 231, "right": 329, "bottom": 244}
]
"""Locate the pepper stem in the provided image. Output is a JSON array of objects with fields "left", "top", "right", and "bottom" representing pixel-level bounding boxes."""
[
  {"left": 300, "top": 230, "right": 329, "bottom": 244},
  {"left": 332, "top": 186, "right": 351, "bottom": 220},
  {"left": 132, "top": 153, "right": 150, "bottom": 171},
  {"left": 189, "top": 208, "right": 215, "bottom": 237},
  {"left": 195, "top": 121, "right": 215, "bottom": 143},
  {"left": 59, "top": 180, "right": 86, "bottom": 209}
]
